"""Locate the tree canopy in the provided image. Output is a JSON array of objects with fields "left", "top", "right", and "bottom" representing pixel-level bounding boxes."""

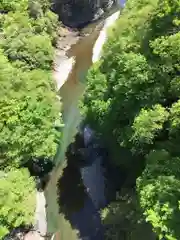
[
  {"left": 0, "top": 0, "right": 62, "bottom": 168},
  {"left": 81, "top": 0, "right": 180, "bottom": 239},
  {"left": 0, "top": 168, "right": 36, "bottom": 238},
  {"left": 0, "top": 0, "right": 62, "bottom": 237}
]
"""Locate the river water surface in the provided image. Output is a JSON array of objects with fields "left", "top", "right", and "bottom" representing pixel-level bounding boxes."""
[{"left": 45, "top": 21, "right": 103, "bottom": 240}]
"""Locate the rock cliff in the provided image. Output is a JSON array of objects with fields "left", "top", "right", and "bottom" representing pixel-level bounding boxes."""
[{"left": 52, "top": 0, "right": 115, "bottom": 28}]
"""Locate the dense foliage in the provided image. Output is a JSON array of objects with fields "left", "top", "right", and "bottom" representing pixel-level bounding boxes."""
[
  {"left": 101, "top": 189, "right": 156, "bottom": 240},
  {"left": 0, "top": 0, "right": 62, "bottom": 237},
  {"left": 0, "top": 168, "right": 35, "bottom": 238},
  {"left": 0, "top": 0, "right": 62, "bottom": 168},
  {"left": 81, "top": 0, "right": 180, "bottom": 239}
]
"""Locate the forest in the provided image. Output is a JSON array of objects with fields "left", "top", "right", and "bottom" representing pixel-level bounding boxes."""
[
  {"left": 1, "top": 0, "right": 180, "bottom": 239},
  {"left": 0, "top": 0, "right": 62, "bottom": 238},
  {"left": 81, "top": 0, "right": 180, "bottom": 239}
]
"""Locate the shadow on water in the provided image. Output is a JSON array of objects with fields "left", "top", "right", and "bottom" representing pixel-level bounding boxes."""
[
  {"left": 56, "top": 133, "right": 104, "bottom": 240},
  {"left": 56, "top": 129, "right": 127, "bottom": 240},
  {"left": 56, "top": 135, "right": 87, "bottom": 217}
]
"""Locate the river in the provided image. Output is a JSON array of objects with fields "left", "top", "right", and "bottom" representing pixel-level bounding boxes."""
[
  {"left": 45, "top": 3, "right": 125, "bottom": 240},
  {"left": 45, "top": 21, "right": 103, "bottom": 240}
]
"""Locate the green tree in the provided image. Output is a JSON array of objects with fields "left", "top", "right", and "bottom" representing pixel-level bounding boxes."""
[
  {"left": 0, "top": 0, "right": 62, "bottom": 238},
  {"left": 0, "top": 0, "right": 62, "bottom": 167},
  {"left": 0, "top": 54, "right": 62, "bottom": 167},
  {"left": 28, "top": 0, "right": 51, "bottom": 17},
  {"left": 81, "top": 0, "right": 180, "bottom": 238},
  {"left": 0, "top": 0, "right": 28, "bottom": 12},
  {"left": 137, "top": 150, "right": 180, "bottom": 240},
  {"left": 32, "top": 10, "right": 59, "bottom": 42},
  {"left": 1, "top": 12, "right": 54, "bottom": 70},
  {"left": 0, "top": 168, "right": 35, "bottom": 238},
  {"left": 132, "top": 104, "right": 169, "bottom": 145}
]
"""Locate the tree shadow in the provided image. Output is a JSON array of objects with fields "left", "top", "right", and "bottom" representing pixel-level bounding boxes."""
[
  {"left": 25, "top": 158, "right": 54, "bottom": 191},
  {"left": 56, "top": 133, "right": 105, "bottom": 239},
  {"left": 57, "top": 150, "right": 86, "bottom": 217},
  {"left": 102, "top": 189, "right": 157, "bottom": 240}
]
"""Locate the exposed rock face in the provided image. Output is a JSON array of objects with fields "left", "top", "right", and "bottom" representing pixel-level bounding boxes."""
[{"left": 52, "top": 0, "right": 115, "bottom": 28}]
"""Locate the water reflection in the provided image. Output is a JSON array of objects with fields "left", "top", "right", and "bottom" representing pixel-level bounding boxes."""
[
  {"left": 57, "top": 135, "right": 86, "bottom": 217},
  {"left": 56, "top": 134, "right": 104, "bottom": 240}
]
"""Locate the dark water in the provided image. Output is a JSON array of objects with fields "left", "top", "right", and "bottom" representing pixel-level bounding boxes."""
[
  {"left": 70, "top": 127, "right": 107, "bottom": 240},
  {"left": 55, "top": 112, "right": 109, "bottom": 239}
]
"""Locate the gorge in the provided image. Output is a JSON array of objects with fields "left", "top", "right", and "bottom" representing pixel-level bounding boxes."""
[
  {"left": 52, "top": 0, "right": 125, "bottom": 27},
  {"left": 1, "top": 0, "right": 178, "bottom": 240},
  {"left": 45, "top": 6, "right": 123, "bottom": 239}
]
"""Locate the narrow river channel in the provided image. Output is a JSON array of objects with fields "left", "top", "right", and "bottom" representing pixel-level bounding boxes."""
[
  {"left": 45, "top": 2, "right": 126, "bottom": 239},
  {"left": 45, "top": 21, "right": 103, "bottom": 240}
]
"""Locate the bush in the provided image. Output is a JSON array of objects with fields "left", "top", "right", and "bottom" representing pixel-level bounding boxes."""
[{"left": 0, "top": 168, "right": 35, "bottom": 238}]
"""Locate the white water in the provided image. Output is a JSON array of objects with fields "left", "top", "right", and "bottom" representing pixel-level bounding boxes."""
[{"left": 92, "top": 10, "right": 120, "bottom": 63}]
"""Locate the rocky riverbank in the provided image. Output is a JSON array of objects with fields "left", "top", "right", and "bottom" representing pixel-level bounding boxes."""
[{"left": 53, "top": 26, "right": 81, "bottom": 90}]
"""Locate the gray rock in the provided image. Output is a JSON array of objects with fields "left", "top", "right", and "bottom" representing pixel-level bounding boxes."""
[
  {"left": 52, "top": 0, "right": 116, "bottom": 28},
  {"left": 92, "top": 8, "right": 104, "bottom": 21}
]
